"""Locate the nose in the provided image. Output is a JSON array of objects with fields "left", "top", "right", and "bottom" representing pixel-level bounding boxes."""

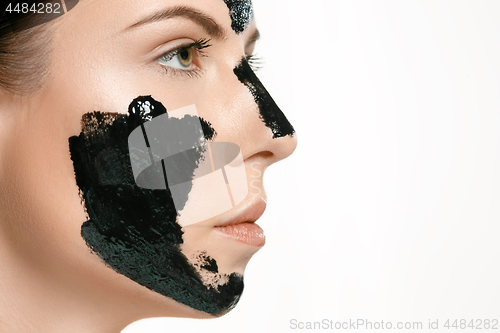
[{"left": 230, "top": 57, "right": 297, "bottom": 167}]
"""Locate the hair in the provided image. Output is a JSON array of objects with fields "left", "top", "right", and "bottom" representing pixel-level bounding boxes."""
[{"left": 0, "top": 2, "right": 54, "bottom": 94}]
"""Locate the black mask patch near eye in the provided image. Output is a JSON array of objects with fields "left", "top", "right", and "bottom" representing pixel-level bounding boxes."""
[
  {"left": 69, "top": 96, "right": 243, "bottom": 315},
  {"left": 234, "top": 59, "right": 295, "bottom": 138},
  {"left": 222, "top": 0, "right": 254, "bottom": 34}
]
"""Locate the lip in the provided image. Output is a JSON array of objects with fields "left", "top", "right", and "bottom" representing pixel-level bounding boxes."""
[{"left": 213, "top": 198, "right": 267, "bottom": 247}]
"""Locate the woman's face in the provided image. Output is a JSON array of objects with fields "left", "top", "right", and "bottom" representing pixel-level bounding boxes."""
[{"left": 0, "top": 0, "right": 296, "bottom": 321}]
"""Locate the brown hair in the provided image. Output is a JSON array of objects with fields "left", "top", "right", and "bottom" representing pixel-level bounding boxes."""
[{"left": 0, "top": 3, "right": 54, "bottom": 94}]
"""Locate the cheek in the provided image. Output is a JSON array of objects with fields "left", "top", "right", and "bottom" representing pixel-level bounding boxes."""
[{"left": 0, "top": 102, "right": 94, "bottom": 285}]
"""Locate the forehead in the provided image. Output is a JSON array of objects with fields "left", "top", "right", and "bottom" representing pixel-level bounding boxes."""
[{"left": 72, "top": 0, "right": 252, "bottom": 34}]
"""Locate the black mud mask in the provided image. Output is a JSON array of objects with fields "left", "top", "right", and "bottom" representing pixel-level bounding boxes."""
[
  {"left": 221, "top": 0, "right": 295, "bottom": 138},
  {"left": 234, "top": 58, "right": 295, "bottom": 138},
  {"left": 69, "top": 96, "right": 245, "bottom": 315},
  {"left": 222, "top": 0, "right": 254, "bottom": 34}
]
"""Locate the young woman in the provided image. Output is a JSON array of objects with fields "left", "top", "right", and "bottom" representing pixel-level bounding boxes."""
[{"left": 0, "top": 0, "right": 296, "bottom": 332}]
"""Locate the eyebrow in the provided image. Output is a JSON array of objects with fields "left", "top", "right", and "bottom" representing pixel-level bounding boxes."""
[{"left": 127, "top": 6, "right": 226, "bottom": 40}]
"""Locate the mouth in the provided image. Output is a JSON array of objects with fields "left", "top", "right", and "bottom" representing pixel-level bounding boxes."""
[{"left": 213, "top": 198, "right": 267, "bottom": 247}]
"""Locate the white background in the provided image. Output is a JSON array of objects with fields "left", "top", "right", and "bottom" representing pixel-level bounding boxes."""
[{"left": 123, "top": 1, "right": 500, "bottom": 332}]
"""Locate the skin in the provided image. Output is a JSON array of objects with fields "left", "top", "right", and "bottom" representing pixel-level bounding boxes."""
[{"left": 0, "top": 0, "right": 297, "bottom": 332}]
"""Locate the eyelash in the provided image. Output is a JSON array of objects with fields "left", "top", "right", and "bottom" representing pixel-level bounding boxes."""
[
  {"left": 159, "top": 38, "right": 212, "bottom": 78},
  {"left": 158, "top": 38, "right": 264, "bottom": 77},
  {"left": 246, "top": 54, "right": 263, "bottom": 72}
]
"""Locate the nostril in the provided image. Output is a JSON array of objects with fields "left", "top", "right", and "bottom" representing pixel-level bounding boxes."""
[
  {"left": 243, "top": 150, "right": 273, "bottom": 163},
  {"left": 257, "top": 151, "right": 274, "bottom": 158}
]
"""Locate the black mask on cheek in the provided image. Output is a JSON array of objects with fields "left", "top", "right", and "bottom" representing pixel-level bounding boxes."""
[
  {"left": 69, "top": 96, "right": 243, "bottom": 315},
  {"left": 234, "top": 58, "right": 295, "bottom": 138}
]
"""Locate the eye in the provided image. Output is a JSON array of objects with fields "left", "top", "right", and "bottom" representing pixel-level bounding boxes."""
[
  {"left": 157, "top": 39, "right": 212, "bottom": 77},
  {"left": 178, "top": 48, "right": 193, "bottom": 67},
  {"left": 159, "top": 46, "right": 194, "bottom": 70}
]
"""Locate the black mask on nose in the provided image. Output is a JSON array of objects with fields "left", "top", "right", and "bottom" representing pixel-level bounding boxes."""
[{"left": 234, "top": 58, "right": 295, "bottom": 139}]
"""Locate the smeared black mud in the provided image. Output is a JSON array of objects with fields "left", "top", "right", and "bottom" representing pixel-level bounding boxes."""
[
  {"left": 223, "top": 0, "right": 253, "bottom": 34},
  {"left": 234, "top": 59, "right": 295, "bottom": 138},
  {"left": 69, "top": 96, "right": 243, "bottom": 315},
  {"left": 197, "top": 251, "right": 219, "bottom": 273}
]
